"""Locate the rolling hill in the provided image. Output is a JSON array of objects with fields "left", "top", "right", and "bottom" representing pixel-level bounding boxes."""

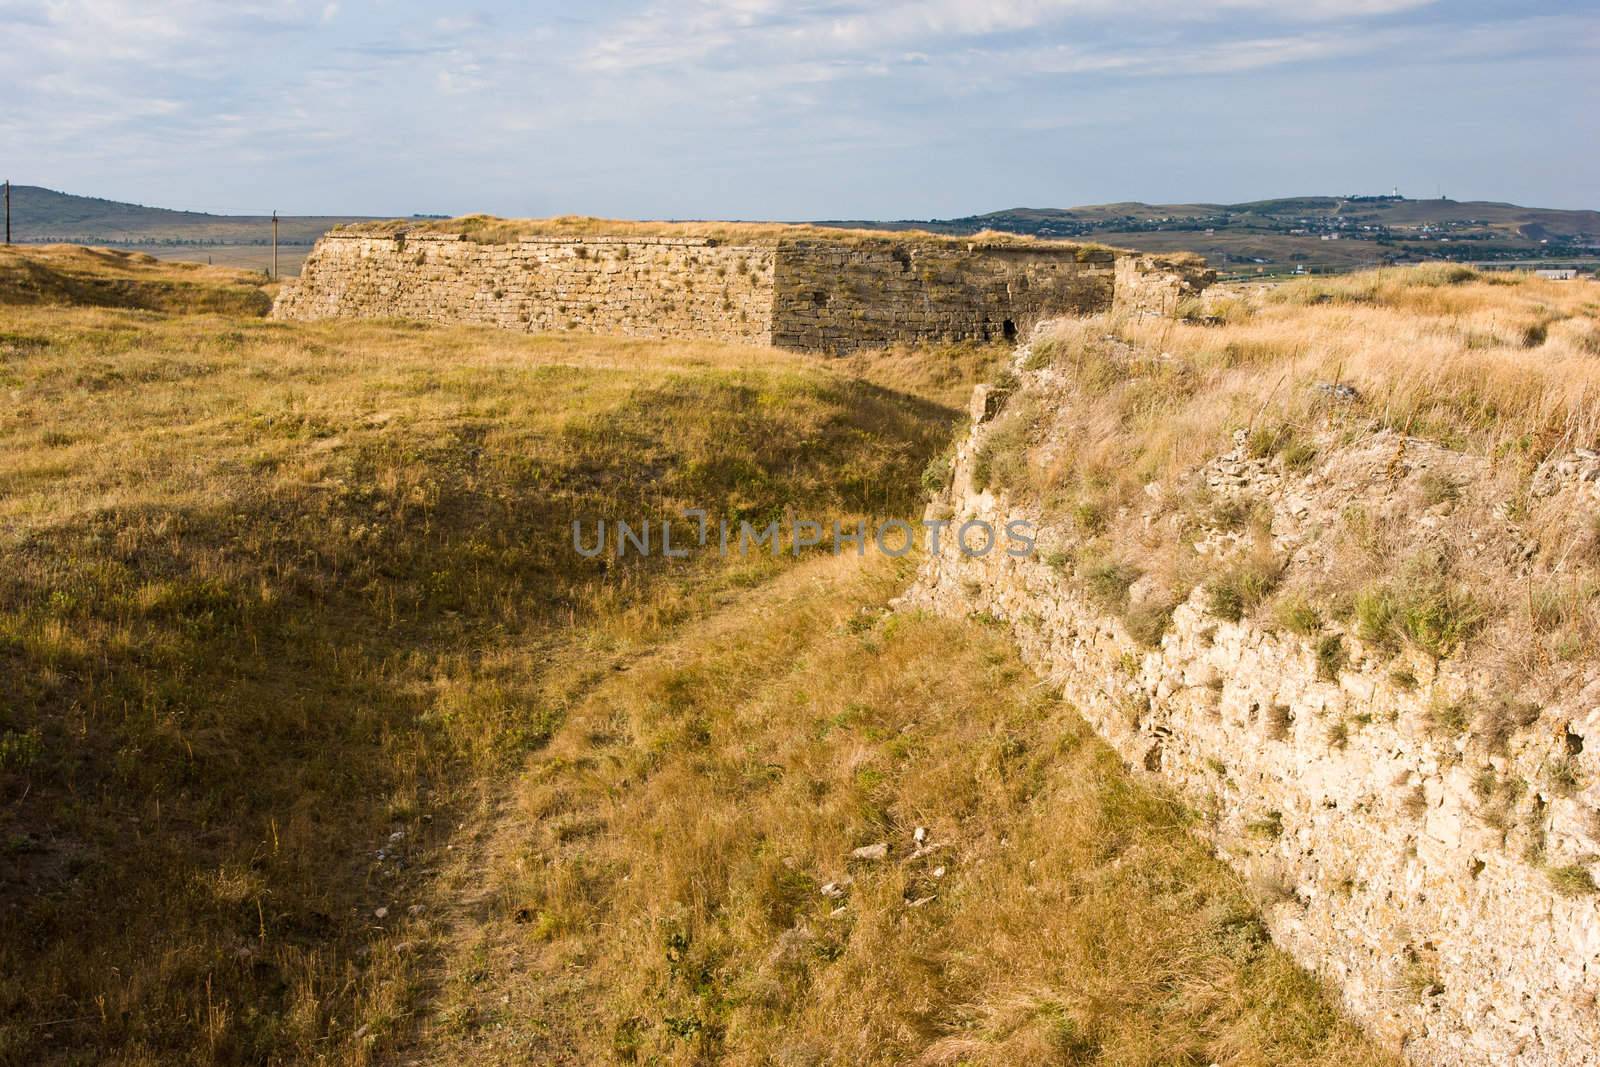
[
  {"left": 2, "top": 184, "right": 368, "bottom": 245},
  {"left": 1, "top": 185, "right": 377, "bottom": 272},
  {"left": 819, "top": 196, "right": 1600, "bottom": 274}
]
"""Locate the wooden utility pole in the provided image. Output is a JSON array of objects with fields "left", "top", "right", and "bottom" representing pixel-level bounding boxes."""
[
  {"left": 271, "top": 210, "right": 279, "bottom": 278},
  {"left": 4, "top": 180, "right": 10, "bottom": 245}
]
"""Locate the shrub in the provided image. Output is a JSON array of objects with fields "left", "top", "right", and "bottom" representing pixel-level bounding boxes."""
[
  {"left": 1281, "top": 439, "right": 1319, "bottom": 470},
  {"left": 920, "top": 453, "right": 952, "bottom": 496},
  {"left": 1314, "top": 634, "right": 1347, "bottom": 681},
  {"left": 1246, "top": 423, "right": 1292, "bottom": 459},
  {"left": 1124, "top": 595, "right": 1178, "bottom": 648},
  {"left": 1416, "top": 471, "right": 1461, "bottom": 507},
  {"left": 1069, "top": 499, "right": 1106, "bottom": 535}
]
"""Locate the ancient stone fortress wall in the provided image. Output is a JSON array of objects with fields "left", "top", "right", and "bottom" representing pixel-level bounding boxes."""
[
  {"left": 270, "top": 227, "right": 1211, "bottom": 351},
  {"left": 270, "top": 233, "right": 777, "bottom": 345},
  {"left": 904, "top": 337, "right": 1600, "bottom": 1066},
  {"left": 770, "top": 240, "right": 1114, "bottom": 351}
]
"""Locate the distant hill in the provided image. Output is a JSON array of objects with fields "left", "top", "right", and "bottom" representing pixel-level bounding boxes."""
[
  {"left": 3, "top": 185, "right": 370, "bottom": 246},
  {"left": 818, "top": 196, "right": 1600, "bottom": 274}
]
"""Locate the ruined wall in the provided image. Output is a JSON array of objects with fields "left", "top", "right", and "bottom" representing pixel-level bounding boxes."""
[
  {"left": 273, "top": 231, "right": 1211, "bottom": 350},
  {"left": 770, "top": 240, "right": 1113, "bottom": 353},
  {"left": 270, "top": 234, "right": 777, "bottom": 344},
  {"left": 902, "top": 336, "right": 1600, "bottom": 1066},
  {"left": 1114, "top": 254, "right": 1217, "bottom": 316}
]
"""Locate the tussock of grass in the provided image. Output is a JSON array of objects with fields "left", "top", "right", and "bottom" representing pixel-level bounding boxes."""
[
  {"left": 1204, "top": 552, "right": 1283, "bottom": 623},
  {"left": 1547, "top": 865, "right": 1599, "bottom": 897},
  {"left": 1354, "top": 580, "right": 1484, "bottom": 659},
  {"left": 1080, "top": 555, "right": 1143, "bottom": 613},
  {"left": 1275, "top": 596, "right": 1322, "bottom": 636}
]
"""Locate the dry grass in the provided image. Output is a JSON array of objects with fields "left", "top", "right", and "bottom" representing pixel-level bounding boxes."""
[
  {"left": 0, "top": 289, "right": 969, "bottom": 1064},
  {"left": 1021, "top": 268, "right": 1600, "bottom": 500},
  {"left": 335, "top": 214, "right": 1095, "bottom": 251},
  {"left": 985, "top": 267, "right": 1600, "bottom": 684},
  {"left": 420, "top": 550, "right": 1396, "bottom": 1067},
  {"left": 0, "top": 243, "right": 274, "bottom": 314}
]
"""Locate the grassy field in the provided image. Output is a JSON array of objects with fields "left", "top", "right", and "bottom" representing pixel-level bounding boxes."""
[
  {"left": 114, "top": 243, "right": 314, "bottom": 277},
  {"left": 0, "top": 247, "right": 1396, "bottom": 1065}
]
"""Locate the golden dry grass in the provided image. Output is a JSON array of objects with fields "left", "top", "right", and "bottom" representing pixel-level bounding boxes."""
[
  {"left": 0, "top": 243, "right": 275, "bottom": 314},
  {"left": 984, "top": 264, "right": 1600, "bottom": 699},
  {"left": 415, "top": 550, "right": 1397, "bottom": 1066},
  {"left": 0, "top": 294, "right": 971, "bottom": 1065},
  {"left": 335, "top": 214, "right": 1103, "bottom": 252}
]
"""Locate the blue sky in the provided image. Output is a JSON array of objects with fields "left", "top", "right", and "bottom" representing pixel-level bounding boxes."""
[{"left": 1, "top": 0, "right": 1595, "bottom": 219}]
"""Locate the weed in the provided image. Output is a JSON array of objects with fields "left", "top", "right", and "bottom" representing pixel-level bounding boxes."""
[
  {"left": 1547, "top": 865, "right": 1599, "bottom": 897},
  {"left": 1315, "top": 634, "right": 1348, "bottom": 681},
  {"left": 1205, "top": 553, "right": 1282, "bottom": 623},
  {"left": 1276, "top": 597, "right": 1321, "bottom": 635},
  {"left": 1082, "top": 558, "right": 1142, "bottom": 612}
]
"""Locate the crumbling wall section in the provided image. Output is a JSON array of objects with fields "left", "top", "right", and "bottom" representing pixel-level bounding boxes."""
[
  {"left": 1113, "top": 254, "right": 1218, "bottom": 316},
  {"left": 770, "top": 239, "right": 1114, "bottom": 352}
]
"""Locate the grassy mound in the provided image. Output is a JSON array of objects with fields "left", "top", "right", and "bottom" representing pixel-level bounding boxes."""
[{"left": 0, "top": 244, "right": 274, "bottom": 315}]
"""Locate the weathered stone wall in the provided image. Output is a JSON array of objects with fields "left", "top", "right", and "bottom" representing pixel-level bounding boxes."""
[
  {"left": 1113, "top": 254, "right": 1217, "bottom": 316},
  {"left": 270, "top": 234, "right": 777, "bottom": 344},
  {"left": 902, "top": 332, "right": 1600, "bottom": 1066},
  {"left": 273, "top": 231, "right": 1212, "bottom": 350},
  {"left": 770, "top": 240, "right": 1113, "bottom": 352}
]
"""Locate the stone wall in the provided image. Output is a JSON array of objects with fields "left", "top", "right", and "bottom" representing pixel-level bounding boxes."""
[
  {"left": 272, "top": 229, "right": 1210, "bottom": 350},
  {"left": 771, "top": 240, "right": 1113, "bottom": 353},
  {"left": 1113, "top": 253, "right": 1216, "bottom": 316},
  {"left": 902, "top": 333, "right": 1600, "bottom": 1066},
  {"left": 270, "top": 233, "right": 777, "bottom": 344}
]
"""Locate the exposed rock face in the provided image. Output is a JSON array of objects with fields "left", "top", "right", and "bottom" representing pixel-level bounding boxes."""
[
  {"left": 271, "top": 231, "right": 1205, "bottom": 352},
  {"left": 902, "top": 330, "right": 1600, "bottom": 1066}
]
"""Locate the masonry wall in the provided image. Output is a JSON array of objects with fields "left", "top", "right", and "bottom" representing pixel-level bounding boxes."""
[
  {"left": 272, "top": 231, "right": 1211, "bottom": 350},
  {"left": 270, "top": 234, "right": 777, "bottom": 344},
  {"left": 1114, "top": 253, "right": 1214, "bottom": 315},
  {"left": 770, "top": 240, "right": 1114, "bottom": 353}
]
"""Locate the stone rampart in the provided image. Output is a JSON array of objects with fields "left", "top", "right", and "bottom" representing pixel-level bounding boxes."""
[{"left": 271, "top": 228, "right": 1209, "bottom": 351}]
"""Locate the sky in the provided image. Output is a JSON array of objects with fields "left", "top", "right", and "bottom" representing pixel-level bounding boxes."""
[{"left": 1, "top": 0, "right": 1596, "bottom": 220}]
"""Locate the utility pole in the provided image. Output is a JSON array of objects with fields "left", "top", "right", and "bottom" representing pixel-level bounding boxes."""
[
  {"left": 4, "top": 180, "right": 10, "bottom": 245},
  {"left": 271, "top": 210, "right": 279, "bottom": 278}
]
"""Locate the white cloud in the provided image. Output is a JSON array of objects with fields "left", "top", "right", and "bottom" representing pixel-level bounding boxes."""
[
  {"left": 0, "top": 0, "right": 1591, "bottom": 217},
  {"left": 583, "top": 0, "right": 1441, "bottom": 72}
]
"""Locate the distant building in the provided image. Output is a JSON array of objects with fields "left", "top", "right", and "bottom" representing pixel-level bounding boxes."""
[{"left": 1535, "top": 268, "right": 1578, "bottom": 280}]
